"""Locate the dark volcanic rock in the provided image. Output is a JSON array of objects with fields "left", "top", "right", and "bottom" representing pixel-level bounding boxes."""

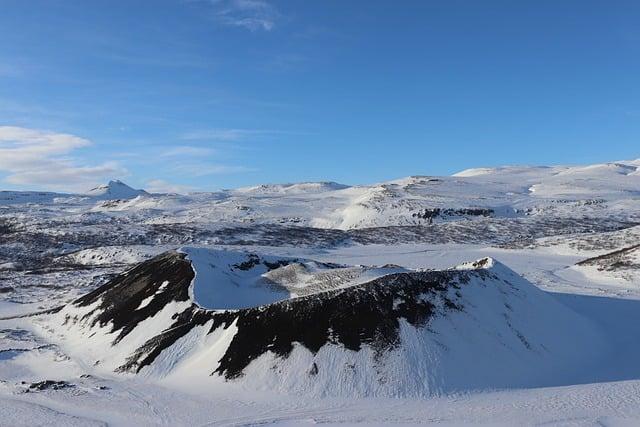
[
  {"left": 67, "top": 251, "right": 477, "bottom": 380},
  {"left": 72, "top": 251, "right": 195, "bottom": 343},
  {"left": 27, "top": 380, "right": 74, "bottom": 391},
  {"left": 213, "top": 270, "right": 467, "bottom": 379}
]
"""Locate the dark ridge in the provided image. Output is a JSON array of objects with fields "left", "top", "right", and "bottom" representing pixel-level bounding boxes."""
[
  {"left": 263, "top": 259, "right": 295, "bottom": 271},
  {"left": 231, "top": 254, "right": 296, "bottom": 272},
  {"left": 214, "top": 270, "right": 473, "bottom": 379},
  {"left": 231, "top": 254, "right": 261, "bottom": 271},
  {"left": 72, "top": 251, "right": 194, "bottom": 343},
  {"left": 468, "top": 258, "right": 492, "bottom": 268},
  {"left": 0, "top": 305, "right": 63, "bottom": 321},
  {"left": 412, "top": 208, "right": 494, "bottom": 221},
  {"left": 230, "top": 253, "right": 299, "bottom": 272},
  {"left": 27, "top": 380, "right": 74, "bottom": 391},
  {"left": 576, "top": 244, "right": 640, "bottom": 266}
]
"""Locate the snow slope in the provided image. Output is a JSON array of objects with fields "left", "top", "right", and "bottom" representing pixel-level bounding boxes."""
[{"left": 454, "top": 160, "right": 640, "bottom": 199}]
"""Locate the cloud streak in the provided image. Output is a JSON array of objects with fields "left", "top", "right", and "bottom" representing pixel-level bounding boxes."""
[
  {"left": 208, "top": 0, "right": 279, "bottom": 32},
  {"left": 0, "top": 126, "right": 126, "bottom": 192}
]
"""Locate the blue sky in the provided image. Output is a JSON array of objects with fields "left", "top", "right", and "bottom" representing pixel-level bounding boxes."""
[{"left": 1, "top": 0, "right": 639, "bottom": 192}]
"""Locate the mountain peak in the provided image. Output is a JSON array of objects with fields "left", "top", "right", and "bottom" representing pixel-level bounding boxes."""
[{"left": 86, "top": 180, "right": 148, "bottom": 200}]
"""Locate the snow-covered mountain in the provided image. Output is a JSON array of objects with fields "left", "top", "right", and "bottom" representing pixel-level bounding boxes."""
[
  {"left": 70, "top": 159, "right": 640, "bottom": 229},
  {"left": 235, "top": 181, "right": 350, "bottom": 195},
  {"left": 46, "top": 249, "right": 606, "bottom": 397},
  {"left": 1, "top": 159, "right": 639, "bottom": 231},
  {"left": 85, "top": 180, "right": 149, "bottom": 200}
]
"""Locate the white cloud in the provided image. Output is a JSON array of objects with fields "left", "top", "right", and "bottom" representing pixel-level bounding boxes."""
[
  {"left": 145, "top": 179, "right": 194, "bottom": 194},
  {"left": 210, "top": 0, "right": 279, "bottom": 31},
  {"left": 0, "top": 126, "right": 126, "bottom": 192}
]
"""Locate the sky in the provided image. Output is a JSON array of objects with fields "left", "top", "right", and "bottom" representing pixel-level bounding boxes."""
[{"left": 1, "top": 0, "right": 639, "bottom": 193}]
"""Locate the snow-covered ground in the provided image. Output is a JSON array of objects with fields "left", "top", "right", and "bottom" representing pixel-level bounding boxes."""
[{"left": 1, "top": 159, "right": 640, "bottom": 425}]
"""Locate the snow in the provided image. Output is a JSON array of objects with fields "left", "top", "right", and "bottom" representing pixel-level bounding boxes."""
[
  {"left": 454, "top": 160, "right": 640, "bottom": 200},
  {"left": 2, "top": 158, "right": 640, "bottom": 424},
  {"left": 0, "top": 190, "right": 68, "bottom": 205},
  {"left": 181, "top": 247, "right": 409, "bottom": 309},
  {"left": 236, "top": 181, "right": 351, "bottom": 194},
  {"left": 1, "top": 159, "right": 639, "bottom": 232},
  {"left": 85, "top": 180, "right": 148, "bottom": 200},
  {"left": 44, "top": 296, "right": 193, "bottom": 375},
  {"left": 181, "top": 247, "right": 292, "bottom": 310},
  {"left": 60, "top": 245, "right": 162, "bottom": 266}
]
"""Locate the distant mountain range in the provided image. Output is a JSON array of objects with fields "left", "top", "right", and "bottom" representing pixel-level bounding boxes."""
[{"left": 2, "top": 158, "right": 639, "bottom": 230}]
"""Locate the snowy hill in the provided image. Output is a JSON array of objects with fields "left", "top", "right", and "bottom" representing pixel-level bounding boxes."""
[
  {"left": 235, "top": 181, "right": 350, "bottom": 195},
  {"left": 85, "top": 180, "right": 149, "bottom": 200},
  {"left": 45, "top": 249, "right": 607, "bottom": 397},
  {"left": 454, "top": 160, "right": 640, "bottom": 199}
]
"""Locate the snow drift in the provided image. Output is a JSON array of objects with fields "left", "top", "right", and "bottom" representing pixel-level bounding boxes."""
[{"left": 45, "top": 248, "right": 607, "bottom": 397}]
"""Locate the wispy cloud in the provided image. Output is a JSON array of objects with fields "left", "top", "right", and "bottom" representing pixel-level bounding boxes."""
[
  {"left": 207, "top": 0, "right": 279, "bottom": 32},
  {"left": 0, "top": 126, "right": 126, "bottom": 192},
  {"left": 156, "top": 141, "right": 252, "bottom": 178}
]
